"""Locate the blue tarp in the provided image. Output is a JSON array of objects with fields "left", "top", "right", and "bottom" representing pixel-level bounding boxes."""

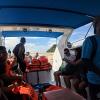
[
  {"left": 2, "top": 31, "right": 63, "bottom": 38},
  {"left": 0, "top": 0, "right": 99, "bottom": 28}
]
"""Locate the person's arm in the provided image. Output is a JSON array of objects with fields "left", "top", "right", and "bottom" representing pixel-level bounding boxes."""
[
  {"left": 63, "top": 54, "right": 76, "bottom": 64},
  {"left": 81, "top": 37, "right": 100, "bottom": 75},
  {"left": 82, "top": 58, "right": 100, "bottom": 76},
  {"left": 62, "top": 58, "right": 69, "bottom": 62},
  {"left": 72, "top": 59, "right": 82, "bottom": 65},
  {"left": 18, "top": 45, "right": 25, "bottom": 59},
  {"left": 62, "top": 58, "right": 74, "bottom": 65},
  {"left": 4, "top": 74, "right": 22, "bottom": 84}
]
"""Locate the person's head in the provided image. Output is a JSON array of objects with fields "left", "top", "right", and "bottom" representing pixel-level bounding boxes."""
[
  {"left": 36, "top": 52, "right": 38, "bottom": 55},
  {"left": 35, "top": 52, "right": 39, "bottom": 58},
  {"left": 0, "top": 46, "right": 7, "bottom": 64},
  {"left": 26, "top": 52, "right": 30, "bottom": 56},
  {"left": 8, "top": 49, "right": 11, "bottom": 54},
  {"left": 64, "top": 48, "right": 70, "bottom": 55},
  {"left": 20, "top": 37, "right": 26, "bottom": 44},
  {"left": 93, "top": 16, "right": 100, "bottom": 35}
]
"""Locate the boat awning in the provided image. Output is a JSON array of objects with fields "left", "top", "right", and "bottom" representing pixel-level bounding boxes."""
[
  {"left": 2, "top": 31, "right": 63, "bottom": 38},
  {"left": 0, "top": 0, "right": 100, "bottom": 28}
]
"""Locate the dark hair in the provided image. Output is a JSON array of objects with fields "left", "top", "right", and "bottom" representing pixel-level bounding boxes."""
[
  {"left": 0, "top": 46, "right": 7, "bottom": 63},
  {"left": 93, "top": 16, "right": 100, "bottom": 34},
  {"left": 20, "top": 37, "right": 26, "bottom": 43},
  {"left": 64, "top": 48, "right": 69, "bottom": 52},
  {"left": 75, "top": 47, "right": 82, "bottom": 60},
  {"left": 0, "top": 46, "right": 6, "bottom": 52},
  {"left": 0, "top": 46, "right": 7, "bottom": 74}
]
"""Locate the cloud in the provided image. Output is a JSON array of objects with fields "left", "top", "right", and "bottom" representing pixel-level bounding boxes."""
[
  {"left": 5, "top": 37, "right": 20, "bottom": 51},
  {"left": 69, "top": 22, "right": 93, "bottom": 42},
  {"left": 25, "top": 43, "right": 50, "bottom": 53},
  {"left": 4, "top": 37, "right": 57, "bottom": 54},
  {"left": 25, "top": 43, "right": 36, "bottom": 53},
  {"left": 72, "top": 39, "right": 84, "bottom": 47},
  {"left": 48, "top": 38, "right": 56, "bottom": 47},
  {"left": 25, "top": 42, "right": 50, "bottom": 53},
  {"left": 26, "top": 38, "right": 57, "bottom": 53}
]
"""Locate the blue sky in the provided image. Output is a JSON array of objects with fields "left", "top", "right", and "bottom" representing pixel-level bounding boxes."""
[
  {"left": 5, "top": 23, "right": 94, "bottom": 53},
  {"left": 68, "top": 23, "right": 94, "bottom": 44},
  {"left": 5, "top": 37, "right": 57, "bottom": 53}
]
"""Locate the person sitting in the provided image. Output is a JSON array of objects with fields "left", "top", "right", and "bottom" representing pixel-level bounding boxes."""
[
  {"left": 54, "top": 48, "right": 76, "bottom": 88},
  {"left": 0, "top": 46, "right": 39, "bottom": 100},
  {"left": 34, "top": 52, "right": 39, "bottom": 59},
  {"left": 67, "top": 47, "right": 88, "bottom": 99},
  {"left": 0, "top": 46, "right": 23, "bottom": 100},
  {"left": 25, "top": 52, "right": 32, "bottom": 65}
]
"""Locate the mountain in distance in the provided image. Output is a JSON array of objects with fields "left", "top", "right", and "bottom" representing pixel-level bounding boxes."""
[{"left": 47, "top": 44, "right": 56, "bottom": 52}]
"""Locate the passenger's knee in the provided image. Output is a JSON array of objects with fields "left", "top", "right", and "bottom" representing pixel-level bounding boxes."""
[
  {"left": 79, "top": 81, "right": 87, "bottom": 89},
  {"left": 63, "top": 75, "right": 72, "bottom": 80},
  {"left": 54, "top": 71, "right": 61, "bottom": 76}
]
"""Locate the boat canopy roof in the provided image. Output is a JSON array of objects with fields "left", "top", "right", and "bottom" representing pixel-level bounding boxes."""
[
  {"left": 0, "top": 0, "right": 99, "bottom": 28},
  {"left": 2, "top": 31, "right": 63, "bottom": 38}
]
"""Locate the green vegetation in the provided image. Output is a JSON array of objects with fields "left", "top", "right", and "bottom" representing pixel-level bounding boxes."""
[{"left": 47, "top": 44, "right": 56, "bottom": 52}]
